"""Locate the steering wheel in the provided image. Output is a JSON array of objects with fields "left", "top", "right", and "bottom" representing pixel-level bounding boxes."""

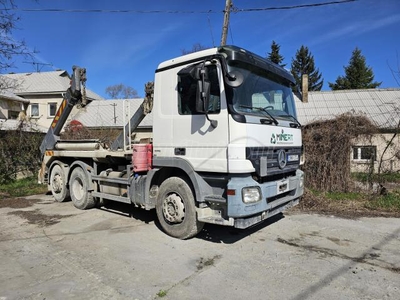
[{"left": 263, "top": 106, "right": 274, "bottom": 110}]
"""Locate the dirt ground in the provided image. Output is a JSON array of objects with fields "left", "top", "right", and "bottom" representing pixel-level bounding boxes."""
[{"left": 0, "top": 194, "right": 399, "bottom": 300}]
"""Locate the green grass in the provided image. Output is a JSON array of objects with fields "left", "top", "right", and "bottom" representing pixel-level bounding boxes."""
[
  {"left": 351, "top": 172, "right": 400, "bottom": 183},
  {"left": 366, "top": 190, "right": 400, "bottom": 211},
  {"left": 0, "top": 177, "right": 48, "bottom": 200},
  {"left": 156, "top": 290, "right": 167, "bottom": 298}
]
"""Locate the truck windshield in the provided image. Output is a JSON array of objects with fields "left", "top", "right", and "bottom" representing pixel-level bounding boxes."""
[{"left": 226, "top": 61, "right": 297, "bottom": 122}]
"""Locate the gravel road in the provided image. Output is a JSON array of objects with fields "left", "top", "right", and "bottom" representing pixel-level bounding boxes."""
[{"left": 0, "top": 194, "right": 399, "bottom": 300}]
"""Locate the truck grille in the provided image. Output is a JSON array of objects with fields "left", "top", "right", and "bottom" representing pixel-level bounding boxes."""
[{"left": 246, "top": 147, "right": 301, "bottom": 177}]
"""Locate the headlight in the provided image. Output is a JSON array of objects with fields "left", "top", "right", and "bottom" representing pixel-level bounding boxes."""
[
  {"left": 300, "top": 146, "right": 305, "bottom": 165},
  {"left": 299, "top": 174, "right": 304, "bottom": 188},
  {"left": 242, "top": 187, "right": 262, "bottom": 203}
]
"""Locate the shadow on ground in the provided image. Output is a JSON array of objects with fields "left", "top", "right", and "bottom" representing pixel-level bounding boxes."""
[{"left": 99, "top": 201, "right": 284, "bottom": 243}]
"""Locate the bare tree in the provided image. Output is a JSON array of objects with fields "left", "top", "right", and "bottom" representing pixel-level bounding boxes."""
[
  {"left": 105, "top": 84, "right": 140, "bottom": 99},
  {"left": 181, "top": 43, "right": 209, "bottom": 55},
  {"left": 0, "top": 0, "right": 33, "bottom": 77}
]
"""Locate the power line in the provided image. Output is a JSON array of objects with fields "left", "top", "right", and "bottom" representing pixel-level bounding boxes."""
[{"left": 2, "top": 1, "right": 357, "bottom": 14}]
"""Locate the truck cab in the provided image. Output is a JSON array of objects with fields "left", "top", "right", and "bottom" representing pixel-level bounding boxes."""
[{"left": 152, "top": 45, "right": 303, "bottom": 234}]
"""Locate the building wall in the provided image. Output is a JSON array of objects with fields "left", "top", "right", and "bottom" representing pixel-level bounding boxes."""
[
  {"left": 0, "top": 99, "right": 26, "bottom": 120},
  {"left": 351, "top": 133, "right": 400, "bottom": 173}
]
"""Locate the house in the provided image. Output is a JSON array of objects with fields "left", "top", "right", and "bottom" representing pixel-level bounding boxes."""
[
  {"left": 70, "top": 98, "right": 152, "bottom": 143},
  {"left": 1, "top": 70, "right": 103, "bottom": 131},
  {"left": 295, "top": 88, "right": 400, "bottom": 173},
  {"left": 0, "top": 89, "right": 46, "bottom": 132}
]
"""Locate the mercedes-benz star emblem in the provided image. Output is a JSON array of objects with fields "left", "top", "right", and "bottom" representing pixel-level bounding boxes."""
[{"left": 277, "top": 150, "right": 287, "bottom": 169}]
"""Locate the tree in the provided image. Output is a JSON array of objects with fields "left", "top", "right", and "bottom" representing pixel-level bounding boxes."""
[
  {"left": 267, "top": 40, "right": 286, "bottom": 67},
  {"left": 181, "top": 43, "right": 209, "bottom": 55},
  {"left": 329, "top": 47, "right": 381, "bottom": 90},
  {"left": 0, "top": 0, "right": 33, "bottom": 88},
  {"left": 291, "top": 45, "right": 323, "bottom": 92},
  {"left": 105, "top": 84, "right": 140, "bottom": 99}
]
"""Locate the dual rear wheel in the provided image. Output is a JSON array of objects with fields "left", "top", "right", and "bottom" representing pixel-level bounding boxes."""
[{"left": 50, "top": 164, "right": 95, "bottom": 210}]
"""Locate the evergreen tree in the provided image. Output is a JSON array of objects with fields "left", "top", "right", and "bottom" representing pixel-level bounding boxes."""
[
  {"left": 291, "top": 45, "right": 323, "bottom": 92},
  {"left": 267, "top": 40, "right": 286, "bottom": 67},
  {"left": 329, "top": 47, "right": 381, "bottom": 90}
]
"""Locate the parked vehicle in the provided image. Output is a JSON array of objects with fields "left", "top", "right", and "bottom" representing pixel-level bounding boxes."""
[{"left": 39, "top": 45, "right": 305, "bottom": 239}]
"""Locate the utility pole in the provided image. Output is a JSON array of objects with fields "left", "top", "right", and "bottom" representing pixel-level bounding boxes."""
[{"left": 220, "top": 0, "right": 232, "bottom": 46}]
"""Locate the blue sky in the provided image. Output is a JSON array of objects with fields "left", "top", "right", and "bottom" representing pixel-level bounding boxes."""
[{"left": 8, "top": 0, "right": 400, "bottom": 98}]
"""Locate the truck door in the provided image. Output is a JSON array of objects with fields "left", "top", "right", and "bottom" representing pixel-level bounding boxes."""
[{"left": 173, "top": 62, "right": 229, "bottom": 173}]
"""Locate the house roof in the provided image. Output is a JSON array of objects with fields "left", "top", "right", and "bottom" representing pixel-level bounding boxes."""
[
  {"left": 72, "top": 99, "right": 152, "bottom": 128},
  {"left": 0, "top": 90, "right": 29, "bottom": 103},
  {"left": 2, "top": 70, "right": 104, "bottom": 101},
  {"left": 295, "top": 88, "right": 400, "bottom": 129}
]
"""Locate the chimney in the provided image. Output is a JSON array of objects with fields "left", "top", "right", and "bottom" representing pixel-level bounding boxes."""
[{"left": 302, "top": 74, "right": 309, "bottom": 103}]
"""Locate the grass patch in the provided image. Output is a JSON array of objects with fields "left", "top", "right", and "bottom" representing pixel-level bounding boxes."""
[
  {"left": 351, "top": 172, "right": 400, "bottom": 183},
  {"left": 366, "top": 190, "right": 400, "bottom": 211},
  {"left": 298, "top": 188, "right": 400, "bottom": 218},
  {"left": 0, "top": 177, "right": 47, "bottom": 200},
  {"left": 156, "top": 290, "right": 167, "bottom": 298}
]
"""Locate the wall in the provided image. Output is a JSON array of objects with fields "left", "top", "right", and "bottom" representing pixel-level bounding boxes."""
[
  {"left": 26, "top": 94, "right": 64, "bottom": 130},
  {"left": 351, "top": 133, "right": 400, "bottom": 173},
  {"left": 0, "top": 99, "right": 24, "bottom": 120}
]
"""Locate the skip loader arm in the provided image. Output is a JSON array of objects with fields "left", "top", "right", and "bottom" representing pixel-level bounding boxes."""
[
  {"left": 110, "top": 81, "right": 154, "bottom": 151},
  {"left": 39, "top": 66, "right": 87, "bottom": 156}
]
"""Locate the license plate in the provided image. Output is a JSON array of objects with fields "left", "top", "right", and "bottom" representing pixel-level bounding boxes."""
[{"left": 287, "top": 154, "right": 299, "bottom": 162}]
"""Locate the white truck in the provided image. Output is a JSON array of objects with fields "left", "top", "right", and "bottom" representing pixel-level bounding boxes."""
[{"left": 39, "top": 45, "right": 305, "bottom": 239}]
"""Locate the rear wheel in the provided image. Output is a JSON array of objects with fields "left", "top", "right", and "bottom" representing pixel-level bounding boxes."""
[
  {"left": 69, "top": 167, "right": 95, "bottom": 210},
  {"left": 156, "top": 177, "right": 204, "bottom": 239},
  {"left": 50, "top": 164, "right": 70, "bottom": 202}
]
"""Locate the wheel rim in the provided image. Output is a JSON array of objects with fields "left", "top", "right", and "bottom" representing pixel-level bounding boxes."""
[
  {"left": 52, "top": 173, "right": 63, "bottom": 194},
  {"left": 72, "top": 177, "right": 84, "bottom": 201},
  {"left": 162, "top": 193, "right": 185, "bottom": 224}
]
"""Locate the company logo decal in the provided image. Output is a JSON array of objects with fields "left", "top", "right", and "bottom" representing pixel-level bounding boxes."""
[
  {"left": 270, "top": 129, "right": 294, "bottom": 145},
  {"left": 277, "top": 149, "right": 287, "bottom": 169}
]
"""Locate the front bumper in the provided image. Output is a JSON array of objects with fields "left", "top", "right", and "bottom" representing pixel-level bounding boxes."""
[{"left": 227, "top": 169, "right": 303, "bottom": 226}]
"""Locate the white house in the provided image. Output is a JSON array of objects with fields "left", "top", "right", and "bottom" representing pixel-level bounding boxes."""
[
  {"left": 296, "top": 88, "right": 400, "bottom": 173},
  {"left": 1, "top": 70, "right": 103, "bottom": 131}
]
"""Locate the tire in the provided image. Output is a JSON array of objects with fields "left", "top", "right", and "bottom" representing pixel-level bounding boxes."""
[
  {"left": 50, "top": 164, "right": 70, "bottom": 202},
  {"left": 69, "top": 167, "right": 95, "bottom": 210},
  {"left": 156, "top": 177, "right": 204, "bottom": 239}
]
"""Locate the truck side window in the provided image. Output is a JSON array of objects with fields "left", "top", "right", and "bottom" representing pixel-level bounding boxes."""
[{"left": 178, "top": 65, "right": 220, "bottom": 115}]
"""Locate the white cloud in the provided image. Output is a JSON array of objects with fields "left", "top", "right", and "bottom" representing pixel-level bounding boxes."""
[{"left": 309, "top": 14, "right": 400, "bottom": 48}]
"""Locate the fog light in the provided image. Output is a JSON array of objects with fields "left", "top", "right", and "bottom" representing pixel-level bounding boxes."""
[{"left": 242, "top": 187, "right": 261, "bottom": 203}]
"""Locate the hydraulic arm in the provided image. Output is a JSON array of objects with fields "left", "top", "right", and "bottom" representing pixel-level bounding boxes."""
[{"left": 39, "top": 66, "right": 87, "bottom": 156}]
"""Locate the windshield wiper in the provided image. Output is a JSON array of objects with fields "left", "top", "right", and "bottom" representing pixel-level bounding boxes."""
[
  {"left": 239, "top": 105, "right": 279, "bottom": 125},
  {"left": 277, "top": 114, "right": 302, "bottom": 128}
]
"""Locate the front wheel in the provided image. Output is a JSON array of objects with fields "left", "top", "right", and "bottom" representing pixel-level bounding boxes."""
[
  {"left": 156, "top": 177, "right": 204, "bottom": 239},
  {"left": 69, "top": 167, "right": 95, "bottom": 210}
]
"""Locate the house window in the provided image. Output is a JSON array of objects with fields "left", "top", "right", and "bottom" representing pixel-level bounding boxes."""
[
  {"left": 8, "top": 110, "right": 19, "bottom": 119},
  {"left": 48, "top": 102, "right": 57, "bottom": 117},
  {"left": 31, "top": 103, "right": 39, "bottom": 117},
  {"left": 352, "top": 146, "right": 376, "bottom": 161}
]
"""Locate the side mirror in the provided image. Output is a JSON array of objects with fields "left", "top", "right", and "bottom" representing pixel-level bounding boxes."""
[
  {"left": 225, "top": 70, "right": 244, "bottom": 87},
  {"left": 196, "top": 80, "right": 210, "bottom": 113}
]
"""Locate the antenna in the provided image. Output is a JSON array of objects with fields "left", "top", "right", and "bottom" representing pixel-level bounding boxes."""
[
  {"left": 207, "top": 14, "right": 215, "bottom": 47},
  {"left": 23, "top": 61, "right": 53, "bottom": 72}
]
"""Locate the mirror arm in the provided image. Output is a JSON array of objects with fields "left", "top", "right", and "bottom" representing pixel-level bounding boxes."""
[{"left": 200, "top": 61, "right": 218, "bottom": 129}]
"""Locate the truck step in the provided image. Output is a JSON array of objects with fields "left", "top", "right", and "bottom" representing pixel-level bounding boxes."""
[{"left": 204, "top": 195, "right": 226, "bottom": 204}]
